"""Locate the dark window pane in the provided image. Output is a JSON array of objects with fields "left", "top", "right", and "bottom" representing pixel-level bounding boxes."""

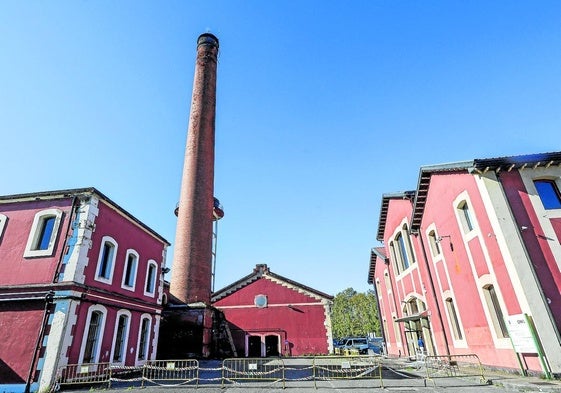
[
  {"left": 37, "top": 216, "right": 55, "bottom": 250},
  {"left": 535, "top": 180, "right": 561, "bottom": 209}
]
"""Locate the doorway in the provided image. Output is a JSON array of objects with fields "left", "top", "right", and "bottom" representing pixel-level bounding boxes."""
[
  {"left": 247, "top": 336, "right": 261, "bottom": 357},
  {"left": 265, "top": 335, "right": 279, "bottom": 357}
]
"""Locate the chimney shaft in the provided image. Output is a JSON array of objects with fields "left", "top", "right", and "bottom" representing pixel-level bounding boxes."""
[{"left": 170, "top": 33, "right": 219, "bottom": 305}]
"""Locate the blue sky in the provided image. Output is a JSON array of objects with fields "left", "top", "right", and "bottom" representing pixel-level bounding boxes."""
[{"left": 1, "top": 1, "right": 560, "bottom": 295}]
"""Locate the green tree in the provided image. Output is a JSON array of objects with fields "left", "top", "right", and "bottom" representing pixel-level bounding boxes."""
[{"left": 331, "top": 288, "right": 380, "bottom": 339}]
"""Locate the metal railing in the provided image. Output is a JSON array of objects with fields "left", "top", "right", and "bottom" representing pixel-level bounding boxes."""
[
  {"left": 142, "top": 359, "right": 199, "bottom": 387},
  {"left": 56, "top": 362, "right": 111, "bottom": 387},
  {"left": 424, "top": 353, "right": 486, "bottom": 386},
  {"left": 313, "top": 355, "right": 383, "bottom": 388},
  {"left": 55, "top": 353, "right": 487, "bottom": 390},
  {"left": 222, "top": 357, "right": 285, "bottom": 388}
]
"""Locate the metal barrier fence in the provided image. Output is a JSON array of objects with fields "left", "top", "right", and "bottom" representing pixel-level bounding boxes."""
[
  {"left": 56, "top": 362, "right": 111, "bottom": 387},
  {"left": 142, "top": 359, "right": 199, "bottom": 387},
  {"left": 222, "top": 357, "right": 285, "bottom": 388},
  {"left": 424, "top": 354, "right": 486, "bottom": 386},
  {"left": 313, "top": 356, "right": 383, "bottom": 388},
  {"left": 56, "top": 354, "right": 487, "bottom": 390}
]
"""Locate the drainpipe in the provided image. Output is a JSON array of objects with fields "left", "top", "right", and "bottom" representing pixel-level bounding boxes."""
[
  {"left": 25, "top": 291, "right": 54, "bottom": 393},
  {"left": 416, "top": 231, "right": 451, "bottom": 356}
]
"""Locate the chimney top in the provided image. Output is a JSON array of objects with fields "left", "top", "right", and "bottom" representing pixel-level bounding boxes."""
[{"left": 198, "top": 33, "right": 219, "bottom": 49}]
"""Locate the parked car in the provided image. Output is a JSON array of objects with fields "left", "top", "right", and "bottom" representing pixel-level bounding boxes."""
[
  {"left": 337, "top": 337, "right": 369, "bottom": 355},
  {"left": 367, "top": 337, "right": 384, "bottom": 355}
]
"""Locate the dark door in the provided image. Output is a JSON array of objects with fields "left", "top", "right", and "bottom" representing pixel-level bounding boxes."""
[
  {"left": 265, "top": 335, "right": 279, "bottom": 357},
  {"left": 248, "top": 335, "right": 261, "bottom": 357}
]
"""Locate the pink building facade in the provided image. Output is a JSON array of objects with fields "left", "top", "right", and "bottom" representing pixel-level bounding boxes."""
[
  {"left": 0, "top": 188, "right": 169, "bottom": 392},
  {"left": 369, "top": 152, "right": 561, "bottom": 377},
  {"left": 212, "top": 264, "right": 333, "bottom": 357}
]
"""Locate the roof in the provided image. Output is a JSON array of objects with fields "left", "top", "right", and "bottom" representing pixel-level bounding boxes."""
[
  {"left": 0, "top": 187, "right": 170, "bottom": 246},
  {"left": 211, "top": 264, "right": 333, "bottom": 302},
  {"left": 376, "top": 191, "right": 415, "bottom": 241},
  {"left": 367, "top": 247, "right": 387, "bottom": 285},
  {"left": 376, "top": 151, "right": 561, "bottom": 237},
  {"left": 410, "top": 161, "right": 472, "bottom": 231}
]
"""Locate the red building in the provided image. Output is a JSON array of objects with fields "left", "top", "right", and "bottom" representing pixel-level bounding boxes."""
[
  {"left": 369, "top": 152, "right": 561, "bottom": 377},
  {"left": 211, "top": 264, "right": 333, "bottom": 357},
  {"left": 0, "top": 188, "right": 169, "bottom": 393}
]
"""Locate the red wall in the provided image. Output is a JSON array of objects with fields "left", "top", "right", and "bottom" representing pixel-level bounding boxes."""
[
  {"left": 0, "top": 301, "right": 44, "bottom": 383},
  {"left": 82, "top": 201, "right": 164, "bottom": 302},
  {"left": 214, "top": 277, "right": 329, "bottom": 356},
  {"left": 0, "top": 199, "right": 73, "bottom": 285}
]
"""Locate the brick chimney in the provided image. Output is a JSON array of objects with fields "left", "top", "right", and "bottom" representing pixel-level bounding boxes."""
[{"left": 170, "top": 33, "right": 219, "bottom": 305}]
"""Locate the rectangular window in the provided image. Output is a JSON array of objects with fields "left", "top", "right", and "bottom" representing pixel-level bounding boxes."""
[
  {"left": 24, "top": 209, "right": 63, "bottom": 258},
  {"left": 138, "top": 318, "right": 150, "bottom": 360},
  {"left": 84, "top": 311, "right": 102, "bottom": 363},
  {"left": 534, "top": 180, "right": 561, "bottom": 209},
  {"left": 445, "top": 298, "right": 463, "bottom": 340},
  {"left": 483, "top": 285, "right": 509, "bottom": 338},
  {"left": 113, "top": 315, "right": 128, "bottom": 362}
]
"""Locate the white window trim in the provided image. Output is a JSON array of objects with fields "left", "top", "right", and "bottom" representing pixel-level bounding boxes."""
[
  {"left": 136, "top": 314, "right": 152, "bottom": 365},
  {"left": 391, "top": 218, "right": 417, "bottom": 277},
  {"left": 425, "top": 224, "right": 443, "bottom": 261},
  {"left": 453, "top": 192, "right": 479, "bottom": 241},
  {"left": 78, "top": 304, "right": 107, "bottom": 364},
  {"left": 477, "top": 275, "right": 511, "bottom": 349},
  {"left": 441, "top": 290, "right": 467, "bottom": 348},
  {"left": 254, "top": 294, "right": 268, "bottom": 308},
  {"left": 143, "top": 260, "right": 158, "bottom": 297},
  {"left": 520, "top": 171, "right": 561, "bottom": 272},
  {"left": 94, "top": 236, "right": 118, "bottom": 285},
  {"left": 23, "top": 208, "right": 64, "bottom": 258},
  {"left": 0, "top": 214, "right": 7, "bottom": 243},
  {"left": 110, "top": 310, "right": 132, "bottom": 364},
  {"left": 121, "top": 249, "right": 139, "bottom": 291},
  {"left": 391, "top": 313, "right": 403, "bottom": 348}
]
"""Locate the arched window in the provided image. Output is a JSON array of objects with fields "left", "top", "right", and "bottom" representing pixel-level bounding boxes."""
[
  {"left": 111, "top": 310, "right": 131, "bottom": 363},
  {"left": 445, "top": 297, "right": 463, "bottom": 340},
  {"left": 79, "top": 305, "right": 107, "bottom": 364},
  {"left": 137, "top": 315, "right": 152, "bottom": 361},
  {"left": 402, "top": 224, "right": 416, "bottom": 264},
  {"left": 144, "top": 260, "right": 158, "bottom": 296},
  {"left": 122, "top": 249, "right": 138, "bottom": 290},
  {"left": 457, "top": 201, "right": 474, "bottom": 233},
  {"left": 396, "top": 233, "right": 410, "bottom": 271},
  {"left": 24, "top": 209, "right": 64, "bottom": 257},
  {"left": 389, "top": 241, "right": 401, "bottom": 275},
  {"left": 0, "top": 214, "right": 8, "bottom": 244},
  {"left": 428, "top": 230, "right": 441, "bottom": 257},
  {"left": 483, "top": 284, "right": 509, "bottom": 339},
  {"left": 95, "top": 236, "right": 117, "bottom": 284}
]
